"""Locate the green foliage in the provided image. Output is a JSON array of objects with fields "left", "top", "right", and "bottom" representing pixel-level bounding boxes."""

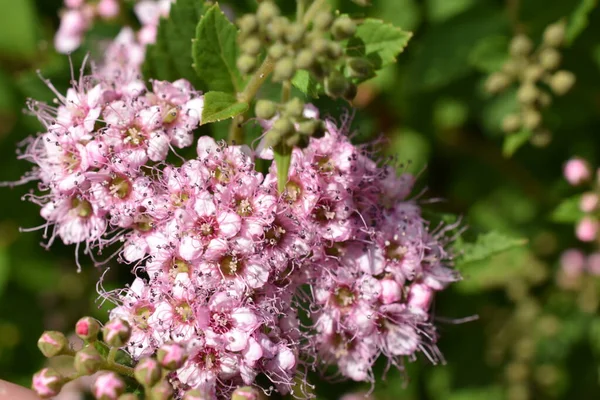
[
  {"left": 0, "top": 0, "right": 37, "bottom": 61},
  {"left": 454, "top": 231, "right": 528, "bottom": 267},
  {"left": 142, "top": 0, "right": 206, "bottom": 89},
  {"left": 565, "top": 0, "right": 598, "bottom": 45},
  {"left": 193, "top": 4, "right": 242, "bottom": 93},
  {"left": 503, "top": 129, "right": 533, "bottom": 157},
  {"left": 550, "top": 195, "right": 585, "bottom": 223},
  {"left": 201, "top": 91, "right": 249, "bottom": 125}
]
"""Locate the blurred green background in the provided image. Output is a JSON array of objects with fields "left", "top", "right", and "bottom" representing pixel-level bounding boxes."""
[{"left": 0, "top": 0, "right": 599, "bottom": 399}]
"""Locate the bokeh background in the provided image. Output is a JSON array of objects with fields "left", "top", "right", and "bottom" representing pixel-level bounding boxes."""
[{"left": 0, "top": 0, "right": 599, "bottom": 399}]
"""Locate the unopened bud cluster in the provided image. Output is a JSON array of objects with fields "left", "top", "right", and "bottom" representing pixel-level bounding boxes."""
[
  {"left": 486, "top": 21, "right": 575, "bottom": 145},
  {"left": 237, "top": 1, "right": 371, "bottom": 101}
]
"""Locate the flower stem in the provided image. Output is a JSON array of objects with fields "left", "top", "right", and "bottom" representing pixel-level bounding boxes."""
[{"left": 302, "top": 0, "right": 328, "bottom": 26}]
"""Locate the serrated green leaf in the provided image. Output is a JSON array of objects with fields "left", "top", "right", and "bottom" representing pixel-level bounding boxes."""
[
  {"left": 503, "top": 129, "right": 533, "bottom": 157},
  {"left": 201, "top": 91, "right": 248, "bottom": 125},
  {"left": 566, "top": 0, "right": 598, "bottom": 45},
  {"left": 193, "top": 4, "right": 242, "bottom": 93},
  {"left": 346, "top": 18, "right": 412, "bottom": 71},
  {"left": 142, "top": 0, "right": 206, "bottom": 88},
  {"left": 550, "top": 195, "right": 584, "bottom": 223},
  {"left": 454, "top": 231, "right": 527, "bottom": 267},
  {"left": 291, "top": 70, "right": 321, "bottom": 98}
]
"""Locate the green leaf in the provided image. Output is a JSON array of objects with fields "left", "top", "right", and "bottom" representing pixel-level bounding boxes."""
[
  {"left": 503, "top": 129, "right": 533, "bottom": 157},
  {"left": 201, "top": 91, "right": 248, "bottom": 125},
  {"left": 274, "top": 149, "right": 292, "bottom": 194},
  {"left": 0, "top": 247, "right": 9, "bottom": 298},
  {"left": 346, "top": 18, "right": 412, "bottom": 71},
  {"left": 550, "top": 195, "right": 584, "bottom": 223},
  {"left": 374, "top": 0, "right": 422, "bottom": 31},
  {"left": 291, "top": 70, "right": 321, "bottom": 98},
  {"left": 142, "top": 0, "right": 207, "bottom": 88},
  {"left": 426, "top": 0, "right": 477, "bottom": 23},
  {"left": 0, "top": 0, "right": 37, "bottom": 60},
  {"left": 193, "top": 4, "right": 242, "bottom": 93},
  {"left": 454, "top": 231, "right": 527, "bottom": 267},
  {"left": 469, "top": 35, "right": 509, "bottom": 73},
  {"left": 566, "top": 0, "right": 598, "bottom": 45}
]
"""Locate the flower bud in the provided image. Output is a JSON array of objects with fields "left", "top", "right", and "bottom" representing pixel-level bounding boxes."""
[
  {"left": 286, "top": 133, "right": 306, "bottom": 148},
  {"left": 331, "top": 15, "right": 356, "bottom": 40},
  {"left": 134, "top": 357, "right": 162, "bottom": 387},
  {"left": 268, "top": 42, "right": 286, "bottom": 60},
  {"left": 502, "top": 114, "right": 521, "bottom": 133},
  {"left": 560, "top": 249, "right": 585, "bottom": 278},
  {"left": 326, "top": 42, "right": 343, "bottom": 60},
  {"left": 149, "top": 379, "right": 174, "bottom": 400},
  {"left": 237, "top": 54, "right": 257, "bottom": 75},
  {"left": 297, "top": 120, "right": 322, "bottom": 136},
  {"left": 347, "top": 58, "right": 373, "bottom": 79},
  {"left": 74, "top": 345, "right": 104, "bottom": 375},
  {"left": 314, "top": 12, "right": 333, "bottom": 31},
  {"left": 563, "top": 157, "right": 591, "bottom": 185},
  {"left": 32, "top": 368, "right": 64, "bottom": 398},
  {"left": 517, "top": 83, "right": 539, "bottom": 104},
  {"left": 523, "top": 64, "right": 544, "bottom": 82},
  {"left": 311, "top": 37, "right": 330, "bottom": 56},
  {"left": 587, "top": 252, "right": 600, "bottom": 275},
  {"left": 580, "top": 192, "right": 599, "bottom": 213},
  {"left": 97, "top": 0, "right": 120, "bottom": 19},
  {"left": 407, "top": 283, "right": 434, "bottom": 314},
  {"left": 157, "top": 343, "right": 187, "bottom": 370},
  {"left": 284, "top": 98, "right": 305, "bottom": 118},
  {"left": 37, "top": 331, "right": 68, "bottom": 358},
  {"left": 242, "top": 37, "right": 262, "bottom": 56},
  {"left": 285, "top": 23, "right": 305, "bottom": 44},
  {"left": 272, "top": 117, "right": 295, "bottom": 138},
  {"left": 263, "top": 129, "right": 284, "bottom": 148},
  {"left": 273, "top": 58, "right": 296, "bottom": 83},
  {"left": 522, "top": 109, "right": 541, "bottom": 130},
  {"left": 76, "top": 316, "right": 101, "bottom": 341},
  {"left": 238, "top": 15, "right": 259, "bottom": 35},
  {"left": 510, "top": 34, "right": 533, "bottom": 57},
  {"left": 93, "top": 372, "right": 125, "bottom": 400},
  {"left": 255, "top": 100, "right": 278, "bottom": 120},
  {"left": 543, "top": 21, "right": 565, "bottom": 48},
  {"left": 538, "top": 91, "right": 552, "bottom": 107},
  {"left": 325, "top": 72, "right": 349, "bottom": 98},
  {"left": 266, "top": 17, "right": 288, "bottom": 42},
  {"left": 295, "top": 49, "right": 315, "bottom": 69},
  {"left": 102, "top": 318, "right": 131, "bottom": 348},
  {"left": 539, "top": 48, "right": 561, "bottom": 70},
  {"left": 232, "top": 386, "right": 261, "bottom": 400},
  {"left": 549, "top": 70, "right": 575, "bottom": 95},
  {"left": 256, "top": 1, "right": 280, "bottom": 25},
  {"left": 485, "top": 72, "right": 511, "bottom": 94},
  {"left": 379, "top": 278, "right": 402, "bottom": 304},
  {"left": 576, "top": 216, "right": 599, "bottom": 242},
  {"left": 343, "top": 83, "right": 358, "bottom": 102}
]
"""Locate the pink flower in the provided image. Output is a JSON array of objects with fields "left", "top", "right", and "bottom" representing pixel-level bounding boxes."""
[
  {"left": 564, "top": 157, "right": 591, "bottom": 186},
  {"left": 576, "top": 216, "right": 599, "bottom": 242},
  {"left": 92, "top": 372, "right": 124, "bottom": 400}
]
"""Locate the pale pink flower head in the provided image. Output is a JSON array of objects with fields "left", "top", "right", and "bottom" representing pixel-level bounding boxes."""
[
  {"left": 576, "top": 216, "right": 599, "bottom": 242},
  {"left": 564, "top": 157, "right": 591, "bottom": 186},
  {"left": 97, "top": 0, "right": 120, "bottom": 19},
  {"left": 32, "top": 368, "right": 64, "bottom": 398},
  {"left": 580, "top": 192, "right": 599, "bottom": 213},
  {"left": 92, "top": 372, "right": 125, "bottom": 400},
  {"left": 587, "top": 252, "right": 600, "bottom": 275},
  {"left": 560, "top": 248, "right": 586, "bottom": 277}
]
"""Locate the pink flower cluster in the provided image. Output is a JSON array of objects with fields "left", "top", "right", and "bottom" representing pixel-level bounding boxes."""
[
  {"left": 55, "top": 0, "right": 173, "bottom": 53},
  {"left": 97, "top": 117, "right": 459, "bottom": 398},
  {"left": 562, "top": 157, "right": 600, "bottom": 243},
  {"left": 23, "top": 57, "right": 203, "bottom": 257}
]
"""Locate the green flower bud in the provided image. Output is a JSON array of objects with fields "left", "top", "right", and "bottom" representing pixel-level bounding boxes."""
[
  {"left": 510, "top": 34, "right": 533, "bottom": 57},
  {"left": 266, "top": 17, "right": 287, "bottom": 42},
  {"left": 284, "top": 98, "right": 305, "bottom": 118},
  {"left": 485, "top": 72, "right": 511, "bottom": 94},
  {"left": 297, "top": 120, "right": 322, "bottom": 136},
  {"left": 268, "top": 42, "right": 287, "bottom": 60},
  {"left": 74, "top": 345, "right": 104, "bottom": 375},
  {"left": 232, "top": 386, "right": 261, "bottom": 400},
  {"left": 502, "top": 114, "right": 521, "bottom": 133},
  {"left": 502, "top": 60, "right": 521, "bottom": 77},
  {"left": 286, "top": 133, "right": 307, "bottom": 148},
  {"left": 285, "top": 23, "right": 305, "bottom": 44},
  {"left": 273, "top": 57, "right": 296, "bottom": 82},
  {"left": 522, "top": 108, "right": 542, "bottom": 130},
  {"left": 242, "top": 37, "right": 262, "bottom": 56},
  {"left": 310, "top": 63, "right": 328, "bottom": 79},
  {"left": 539, "top": 48, "right": 561, "bottom": 70},
  {"left": 238, "top": 15, "right": 259, "bottom": 35},
  {"left": 531, "top": 130, "right": 552, "bottom": 147},
  {"left": 75, "top": 317, "right": 101, "bottom": 341},
  {"left": 347, "top": 58, "right": 373, "bottom": 79},
  {"left": 257, "top": 1, "right": 280, "bottom": 25},
  {"left": 517, "top": 83, "right": 539, "bottom": 104},
  {"left": 314, "top": 12, "right": 334, "bottom": 31},
  {"left": 295, "top": 49, "right": 315, "bottom": 69},
  {"left": 549, "top": 70, "right": 575, "bottom": 95},
  {"left": 37, "top": 331, "right": 69, "bottom": 358},
  {"left": 255, "top": 100, "right": 278, "bottom": 120},
  {"left": 311, "top": 37, "right": 330, "bottom": 56},
  {"left": 343, "top": 83, "right": 358, "bottom": 102},
  {"left": 157, "top": 343, "right": 187, "bottom": 370},
  {"left": 102, "top": 318, "right": 131, "bottom": 348},
  {"left": 273, "top": 117, "right": 295, "bottom": 136},
  {"left": 325, "top": 72, "right": 349, "bottom": 98},
  {"left": 538, "top": 91, "right": 552, "bottom": 107},
  {"left": 237, "top": 54, "right": 257, "bottom": 75},
  {"left": 263, "top": 129, "right": 284, "bottom": 148},
  {"left": 543, "top": 21, "right": 565, "bottom": 48},
  {"left": 331, "top": 15, "right": 356, "bottom": 40},
  {"left": 149, "top": 379, "right": 174, "bottom": 400},
  {"left": 523, "top": 65, "right": 544, "bottom": 82},
  {"left": 134, "top": 357, "right": 162, "bottom": 387},
  {"left": 326, "top": 42, "right": 343, "bottom": 60}
]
